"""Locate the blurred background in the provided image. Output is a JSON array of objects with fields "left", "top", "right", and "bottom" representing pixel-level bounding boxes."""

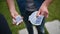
[{"left": 0, "top": 0, "right": 60, "bottom": 34}]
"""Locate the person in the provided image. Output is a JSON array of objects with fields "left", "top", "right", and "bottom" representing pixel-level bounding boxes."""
[
  {"left": 0, "top": 14, "right": 12, "bottom": 34},
  {"left": 7, "top": 0, "right": 52, "bottom": 34}
]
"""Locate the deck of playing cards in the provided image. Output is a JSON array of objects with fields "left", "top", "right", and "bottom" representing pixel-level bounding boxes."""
[
  {"left": 12, "top": 15, "right": 23, "bottom": 25},
  {"left": 29, "top": 11, "right": 44, "bottom": 25}
]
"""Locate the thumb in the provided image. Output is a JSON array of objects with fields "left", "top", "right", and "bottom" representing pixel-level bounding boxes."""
[
  {"left": 44, "top": 11, "right": 49, "bottom": 18},
  {"left": 36, "top": 10, "right": 42, "bottom": 17},
  {"left": 11, "top": 13, "right": 16, "bottom": 19}
]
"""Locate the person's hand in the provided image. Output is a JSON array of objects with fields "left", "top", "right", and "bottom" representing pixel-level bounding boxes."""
[
  {"left": 10, "top": 11, "right": 24, "bottom": 25},
  {"left": 10, "top": 11, "right": 19, "bottom": 19},
  {"left": 37, "top": 5, "right": 49, "bottom": 18}
]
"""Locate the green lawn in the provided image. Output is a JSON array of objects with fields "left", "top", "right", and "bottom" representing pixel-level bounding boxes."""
[{"left": 0, "top": 0, "right": 60, "bottom": 34}]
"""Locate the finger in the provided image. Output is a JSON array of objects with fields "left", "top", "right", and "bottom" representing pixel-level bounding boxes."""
[
  {"left": 46, "top": 15, "right": 48, "bottom": 18},
  {"left": 36, "top": 11, "right": 41, "bottom": 17},
  {"left": 11, "top": 13, "right": 16, "bottom": 19},
  {"left": 44, "top": 11, "right": 49, "bottom": 18}
]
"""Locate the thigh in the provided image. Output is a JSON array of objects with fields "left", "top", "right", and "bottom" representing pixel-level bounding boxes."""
[
  {"left": 35, "top": 18, "right": 45, "bottom": 34},
  {"left": 23, "top": 11, "right": 33, "bottom": 26},
  {"left": 17, "top": 0, "right": 33, "bottom": 27},
  {"left": 16, "top": 0, "right": 26, "bottom": 16}
]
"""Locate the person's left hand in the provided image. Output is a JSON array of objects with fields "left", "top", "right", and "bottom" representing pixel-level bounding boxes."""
[{"left": 37, "top": 5, "right": 49, "bottom": 18}]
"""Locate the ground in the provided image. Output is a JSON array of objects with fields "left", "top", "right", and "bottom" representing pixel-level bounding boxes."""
[{"left": 19, "top": 20, "right": 60, "bottom": 34}]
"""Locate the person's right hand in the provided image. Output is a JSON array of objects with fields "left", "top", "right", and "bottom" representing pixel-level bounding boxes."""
[
  {"left": 11, "top": 11, "right": 24, "bottom": 25},
  {"left": 10, "top": 11, "right": 19, "bottom": 19}
]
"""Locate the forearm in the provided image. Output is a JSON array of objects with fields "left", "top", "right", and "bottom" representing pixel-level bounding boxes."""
[
  {"left": 7, "top": 0, "right": 16, "bottom": 13},
  {"left": 42, "top": 0, "right": 52, "bottom": 7}
]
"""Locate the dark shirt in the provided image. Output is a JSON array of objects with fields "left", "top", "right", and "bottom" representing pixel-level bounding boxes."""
[
  {"left": 17, "top": 0, "right": 45, "bottom": 11},
  {"left": 26, "top": 0, "right": 45, "bottom": 11},
  {"left": 26, "top": 0, "right": 37, "bottom": 11}
]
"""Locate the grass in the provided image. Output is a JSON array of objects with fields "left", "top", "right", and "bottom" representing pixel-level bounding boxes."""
[
  {"left": 0, "top": 0, "right": 60, "bottom": 34},
  {"left": 47, "top": 0, "right": 60, "bottom": 21}
]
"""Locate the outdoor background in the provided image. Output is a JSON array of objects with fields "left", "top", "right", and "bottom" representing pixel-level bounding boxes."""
[{"left": 0, "top": 0, "right": 60, "bottom": 34}]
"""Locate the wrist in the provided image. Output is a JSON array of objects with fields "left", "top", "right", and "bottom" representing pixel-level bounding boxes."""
[
  {"left": 41, "top": 2, "right": 48, "bottom": 8},
  {"left": 10, "top": 9, "right": 17, "bottom": 13}
]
